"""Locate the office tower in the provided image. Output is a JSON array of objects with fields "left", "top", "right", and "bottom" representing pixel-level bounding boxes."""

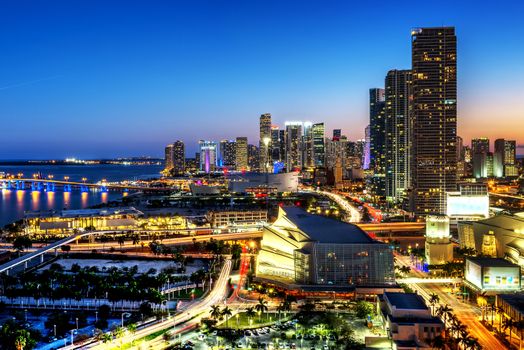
[
  {"left": 285, "top": 121, "right": 303, "bottom": 171},
  {"left": 456, "top": 136, "right": 464, "bottom": 161},
  {"left": 472, "top": 138, "right": 490, "bottom": 178},
  {"left": 220, "top": 139, "right": 236, "bottom": 168},
  {"left": 172, "top": 140, "right": 185, "bottom": 174},
  {"left": 302, "top": 122, "right": 314, "bottom": 168},
  {"left": 235, "top": 137, "right": 249, "bottom": 171},
  {"left": 494, "top": 139, "right": 518, "bottom": 177},
  {"left": 369, "top": 88, "right": 386, "bottom": 172},
  {"left": 363, "top": 125, "right": 371, "bottom": 170},
  {"left": 198, "top": 140, "right": 218, "bottom": 173},
  {"left": 325, "top": 136, "right": 348, "bottom": 169},
  {"left": 164, "top": 143, "right": 174, "bottom": 171},
  {"left": 271, "top": 126, "right": 281, "bottom": 162},
  {"left": 312, "top": 123, "right": 325, "bottom": 167},
  {"left": 385, "top": 69, "right": 412, "bottom": 202},
  {"left": 259, "top": 113, "right": 272, "bottom": 172},
  {"left": 332, "top": 129, "right": 341, "bottom": 141},
  {"left": 248, "top": 144, "right": 259, "bottom": 171},
  {"left": 411, "top": 27, "right": 457, "bottom": 215},
  {"left": 278, "top": 129, "right": 286, "bottom": 165}
]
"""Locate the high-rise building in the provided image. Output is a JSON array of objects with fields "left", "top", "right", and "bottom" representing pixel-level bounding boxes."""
[
  {"left": 332, "top": 129, "right": 341, "bottom": 141},
  {"left": 220, "top": 139, "right": 236, "bottom": 168},
  {"left": 259, "top": 113, "right": 272, "bottom": 172},
  {"left": 312, "top": 123, "right": 325, "bottom": 167},
  {"left": 279, "top": 129, "right": 286, "bottom": 165},
  {"left": 385, "top": 69, "right": 412, "bottom": 202},
  {"left": 248, "top": 144, "right": 259, "bottom": 171},
  {"left": 172, "top": 140, "right": 185, "bottom": 174},
  {"left": 164, "top": 143, "right": 175, "bottom": 171},
  {"left": 164, "top": 141, "right": 185, "bottom": 174},
  {"left": 235, "top": 137, "right": 249, "bottom": 171},
  {"left": 369, "top": 88, "right": 386, "bottom": 173},
  {"left": 472, "top": 138, "right": 490, "bottom": 178},
  {"left": 494, "top": 139, "right": 518, "bottom": 177},
  {"left": 270, "top": 126, "right": 281, "bottom": 162},
  {"left": 302, "top": 122, "right": 314, "bottom": 168},
  {"left": 411, "top": 27, "right": 457, "bottom": 215},
  {"left": 198, "top": 140, "right": 218, "bottom": 173},
  {"left": 363, "top": 125, "right": 371, "bottom": 170},
  {"left": 285, "top": 121, "right": 303, "bottom": 171}
]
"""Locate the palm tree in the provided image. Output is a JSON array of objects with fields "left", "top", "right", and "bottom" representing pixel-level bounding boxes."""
[
  {"left": 476, "top": 292, "right": 488, "bottom": 321},
  {"left": 14, "top": 334, "right": 27, "bottom": 350},
  {"left": 497, "top": 306, "right": 505, "bottom": 333},
  {"left": 255, "top": 297, "right": 268, "bottom": 322},
  {"left": 503, "top": 317, "right": 515, "bottom": 344},
  {"left": 245, "top": 307, "right": 256, "bottom": 326},
  {"left": 222, "top": 306, "right": 233, "bottom": 328},
  {"left": 429, "top": 293, "right": 439, "bottom": 316},
  {"left": 209, "top": 305, "right": 222, "bottom": 322},
  {"left": 436, "top": 304, "right": 452, "bottom": 326},
  {"left": 514, "top": 319, "right": 524, "bottom": 350},
  {"left": 429, "top": 335, "right": 445, "bottom": 350},
  {"left": 101, "top": 333, "right": 112, "bottom": 343}
]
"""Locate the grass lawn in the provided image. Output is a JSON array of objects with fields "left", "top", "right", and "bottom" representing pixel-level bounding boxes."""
[
  {"left": 216, "top": 311, "right": 293, "bottom": 330},
  {"left": 172, "top": 287, "right": 205, "bottom": 300}
]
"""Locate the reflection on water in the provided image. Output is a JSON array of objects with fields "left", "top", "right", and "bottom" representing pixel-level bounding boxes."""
[{"left": 0, "top": 189, "right": 122, "bottom": 226}]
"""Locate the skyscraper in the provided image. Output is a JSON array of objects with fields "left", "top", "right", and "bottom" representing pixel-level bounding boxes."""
[
  {"left": 369, "top": 88, "right": 386, "bottom": 171},
  {"left": 285, "top": 121, "right": 303, "bottom": 171},
  {"left": 220, "top": 139, "right": 236, "bottom": 168},
  {"left": 363, "top": 125, "right": 371, "bottom": 170},
  {"left": 411, "top": 27, "right": 457, "bottom": 215},
  {"left": 172, "top": 140, "right": 185, "bottom": 174},
  {"left": 259, "top": 113, "right": 272, "bottom": 172},
  {"left": 369, "top": 88, "right": 386, "bottom": 196},
  {"left": 198, "top": 140, "right": 218, "bottom": 173},
  {"left": 164, "top": 143, "right": 174, "bottom": 171},
  {"left": 164, "top": 141, "right": 185, "bottom": 174},
  {"left": 385, "top": 69, "right": 411, "bottom": 202},
  {"left": 472, "top": 137, "right": 490, "bottom": 178},
  {"left": 235, "top": 137, "right": 249, "bottom": 171},
  {"left": 312, "top": 123, "right": 325, "bottom": 167},
  {"left": 494, "top": 139, "right": 518, "bottom": 177},
  {"left": 332, "top": 129, "right": 341, "bottom": 141},
  {"left": 302, "top": 122, "right": 313, "bottom": 168},
  {"left": 270, "top": 126, "right": 281, "bottom": 162}
]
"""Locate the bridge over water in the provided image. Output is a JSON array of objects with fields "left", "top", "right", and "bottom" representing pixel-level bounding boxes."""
[{"left": 0, "top": 177, "right": 168, "bottom": 192}]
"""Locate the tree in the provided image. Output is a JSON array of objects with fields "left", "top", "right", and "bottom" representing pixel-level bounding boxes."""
[
  {"left": 255, "top": 297, "right": 268, "bottom": 322},
  {"left": 245, "top": 307, "right": 256, "bottom": 325},
  {"left": 503, "top": 317, "right": 515, "bottom": 344},
  {"left": 13, "top": 236, "right": 32, "bottom": 255},
  {"left": 221, "top": 306, "right": 233, "bottom": 328},
  {"left": 0, "top": 320, "right": 38, "bottom": 350},
  {"left": 476, "top": 292, "right": 488, "bottom": 321},
  {"left": 355, "top": 301, "right": 374, "bottom": 319},
  {"left": 429, "top": 293, "right": 440, "bottom": 316},
  {"left": 127, "top": 323, "right": 137, "bottom": 344},
  {"left": 209, "top": 305, "right": 222, "bottom": 322}
]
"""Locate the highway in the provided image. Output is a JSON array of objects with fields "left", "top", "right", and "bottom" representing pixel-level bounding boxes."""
[
  {"left": 75, "top": 259, "right": 233, "bottom": 350},
  {"left": 307, "top": 189, "right": 362, "bottom": 223},
  {"left": 395, "top": 255, "right": 505, "bottom": 349}
]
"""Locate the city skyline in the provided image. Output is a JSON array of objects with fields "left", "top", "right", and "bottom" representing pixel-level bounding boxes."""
[{"left": 1, "top": 1, "right": 524, "bottom": 158}]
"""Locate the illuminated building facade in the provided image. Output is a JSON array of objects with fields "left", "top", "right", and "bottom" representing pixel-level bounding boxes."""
[
  {"left": 472, "top": 137, "right": 490, "bottom": 178},
  {"left": 270, "top": 126, "right": 281, "bottom": 162},
  {"left": 385, "top": 69, "right": 412, "bottom": 203},
  {"left": 312, "top": 122, "right": 325, "bottom": 167},
  {"left": 172, "top": 140, "right": 185, "bottom": 174},
  {"left": 206, "top": 210, "right": 268, "bottom": 228},
  {"left": 464, "top": 257, "right": 521, "bottom": 294},
  {"left": 494, "top": 139, "right": 518, "bottom": 178},
  {"left": 235, "top": 137, "right": 249, "bottom": 171},
  {"left": 425, "top": 215, "right": 453, "bottom": 265},
  {"left": 446, "top": 183, "right": 489, "bottom": 223},
  {"left": 256, "top": 207, "right": 394, "bottom": 286},
  {"left": 164, "top": 143, "right": 174, "bottom": 171},
  {"left": 220, "top": 139, "right": 236, "bottom": 168},
  {"left": 411, "top": 27, "right": 457, "bottom": 215},
  {"left": 285, "top": 121, "right": 303, "bottom": 171},
  {"left": 259, "top": 113, "right": 272, "bottom": 172},
  {"left": 198, "top": 140, "right": 218, "bottom": 173}
]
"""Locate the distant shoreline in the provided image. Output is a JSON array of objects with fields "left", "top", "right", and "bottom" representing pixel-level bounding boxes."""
[{"left": 0, "top": 159, "right": 163, "bottom": 166}]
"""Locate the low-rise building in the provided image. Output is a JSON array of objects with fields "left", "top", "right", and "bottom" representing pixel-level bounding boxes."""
[
  {"left": 380, "top": 292, "right": 444, "bottom": 350},
  {"left": 464, "top": 257, "right": 521, "bottom": 294},
  {"left": 256, "top": 206, "right": 394, "bottom": 286},
  {"left": 206, "top": 210, "right": 267, "bottom": 228},
  {"left": 25, "top": 207, "right": 143, "bottom": 234},
  {"left": 496, "top": 293, "right": 524, "bottom": 325}
]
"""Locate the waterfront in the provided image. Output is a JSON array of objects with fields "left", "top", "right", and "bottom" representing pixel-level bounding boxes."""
[{"left": 0, "top": 164, "right": 163, "bottom": 226}]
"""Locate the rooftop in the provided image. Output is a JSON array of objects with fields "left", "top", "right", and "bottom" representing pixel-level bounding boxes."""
[
  {"left": 282, "top": 206, "right": 377, "bottom": 244},
  {"left": 385, "top": 292, "right": 428, "bottom": 310},
  {"left": 498, "top": 293, "right": 524, "bottom": 313},
  {"left": 467, "top": 257, "right": 519, "bottom": 268}
]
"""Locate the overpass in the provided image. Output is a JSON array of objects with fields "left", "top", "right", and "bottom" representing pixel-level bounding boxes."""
[
  {"left": 0, "top": 229, "right": 262, "bottom": 275},
  {"left": 0, "top": 177, "right": 168, "bottom": 192},
  {"left": 357, "top": 222, "right": 425, "bottom": 233},
  {"left": 396, "top": 277, "right": 462, "bottom": 284}
]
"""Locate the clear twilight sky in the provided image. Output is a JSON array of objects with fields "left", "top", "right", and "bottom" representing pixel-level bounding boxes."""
[{"left": 0, "top": 0, "right": 523, "bottom": 159}]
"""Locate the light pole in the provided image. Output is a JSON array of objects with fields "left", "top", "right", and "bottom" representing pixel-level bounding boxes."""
[
  {"left": 95, "top": 311, "right": 98, "bottom": 323},
  {"left": 76, "top": 317, "right": 79, "bottom": 330},
  {"left": 121, "top": 312, "right": 131, "bottom": 327},
  {"left": 53, "top": 324, "right": 56, "bottom": 338},
  {"left": 70, "top": 329, "right": 74, "bottom": 345}
]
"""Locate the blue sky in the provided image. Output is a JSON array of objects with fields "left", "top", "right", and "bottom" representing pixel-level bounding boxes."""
[{"left": 1, "top": 0, "right": 523, "bottom": 158}]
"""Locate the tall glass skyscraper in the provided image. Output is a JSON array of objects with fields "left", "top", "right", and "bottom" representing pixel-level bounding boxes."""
[
  {"left": 259, "top": 113, "right": 272, "bottom": 172},
  {"left": 385, "top": 69, "right": 412, "bottom": 203},
  {"left": 312, "top": 123, "right": 325, "bottom": 167},
  {"left": 411, "top": 27, "right": 457, "bottom": 215}
]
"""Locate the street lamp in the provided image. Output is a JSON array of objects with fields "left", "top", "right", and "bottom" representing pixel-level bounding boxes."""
[
  {"left": 121, "top": 312, "right": 131, "bottom": 327},
  {"left": 95, "top": 311, "right": 98, "bottom": 323},
  {"left": 53, "top": 324, "right": 56, "bottom": 337},
  {"left": 76, "top": 317, "right": 79, "bottom": 330}
]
